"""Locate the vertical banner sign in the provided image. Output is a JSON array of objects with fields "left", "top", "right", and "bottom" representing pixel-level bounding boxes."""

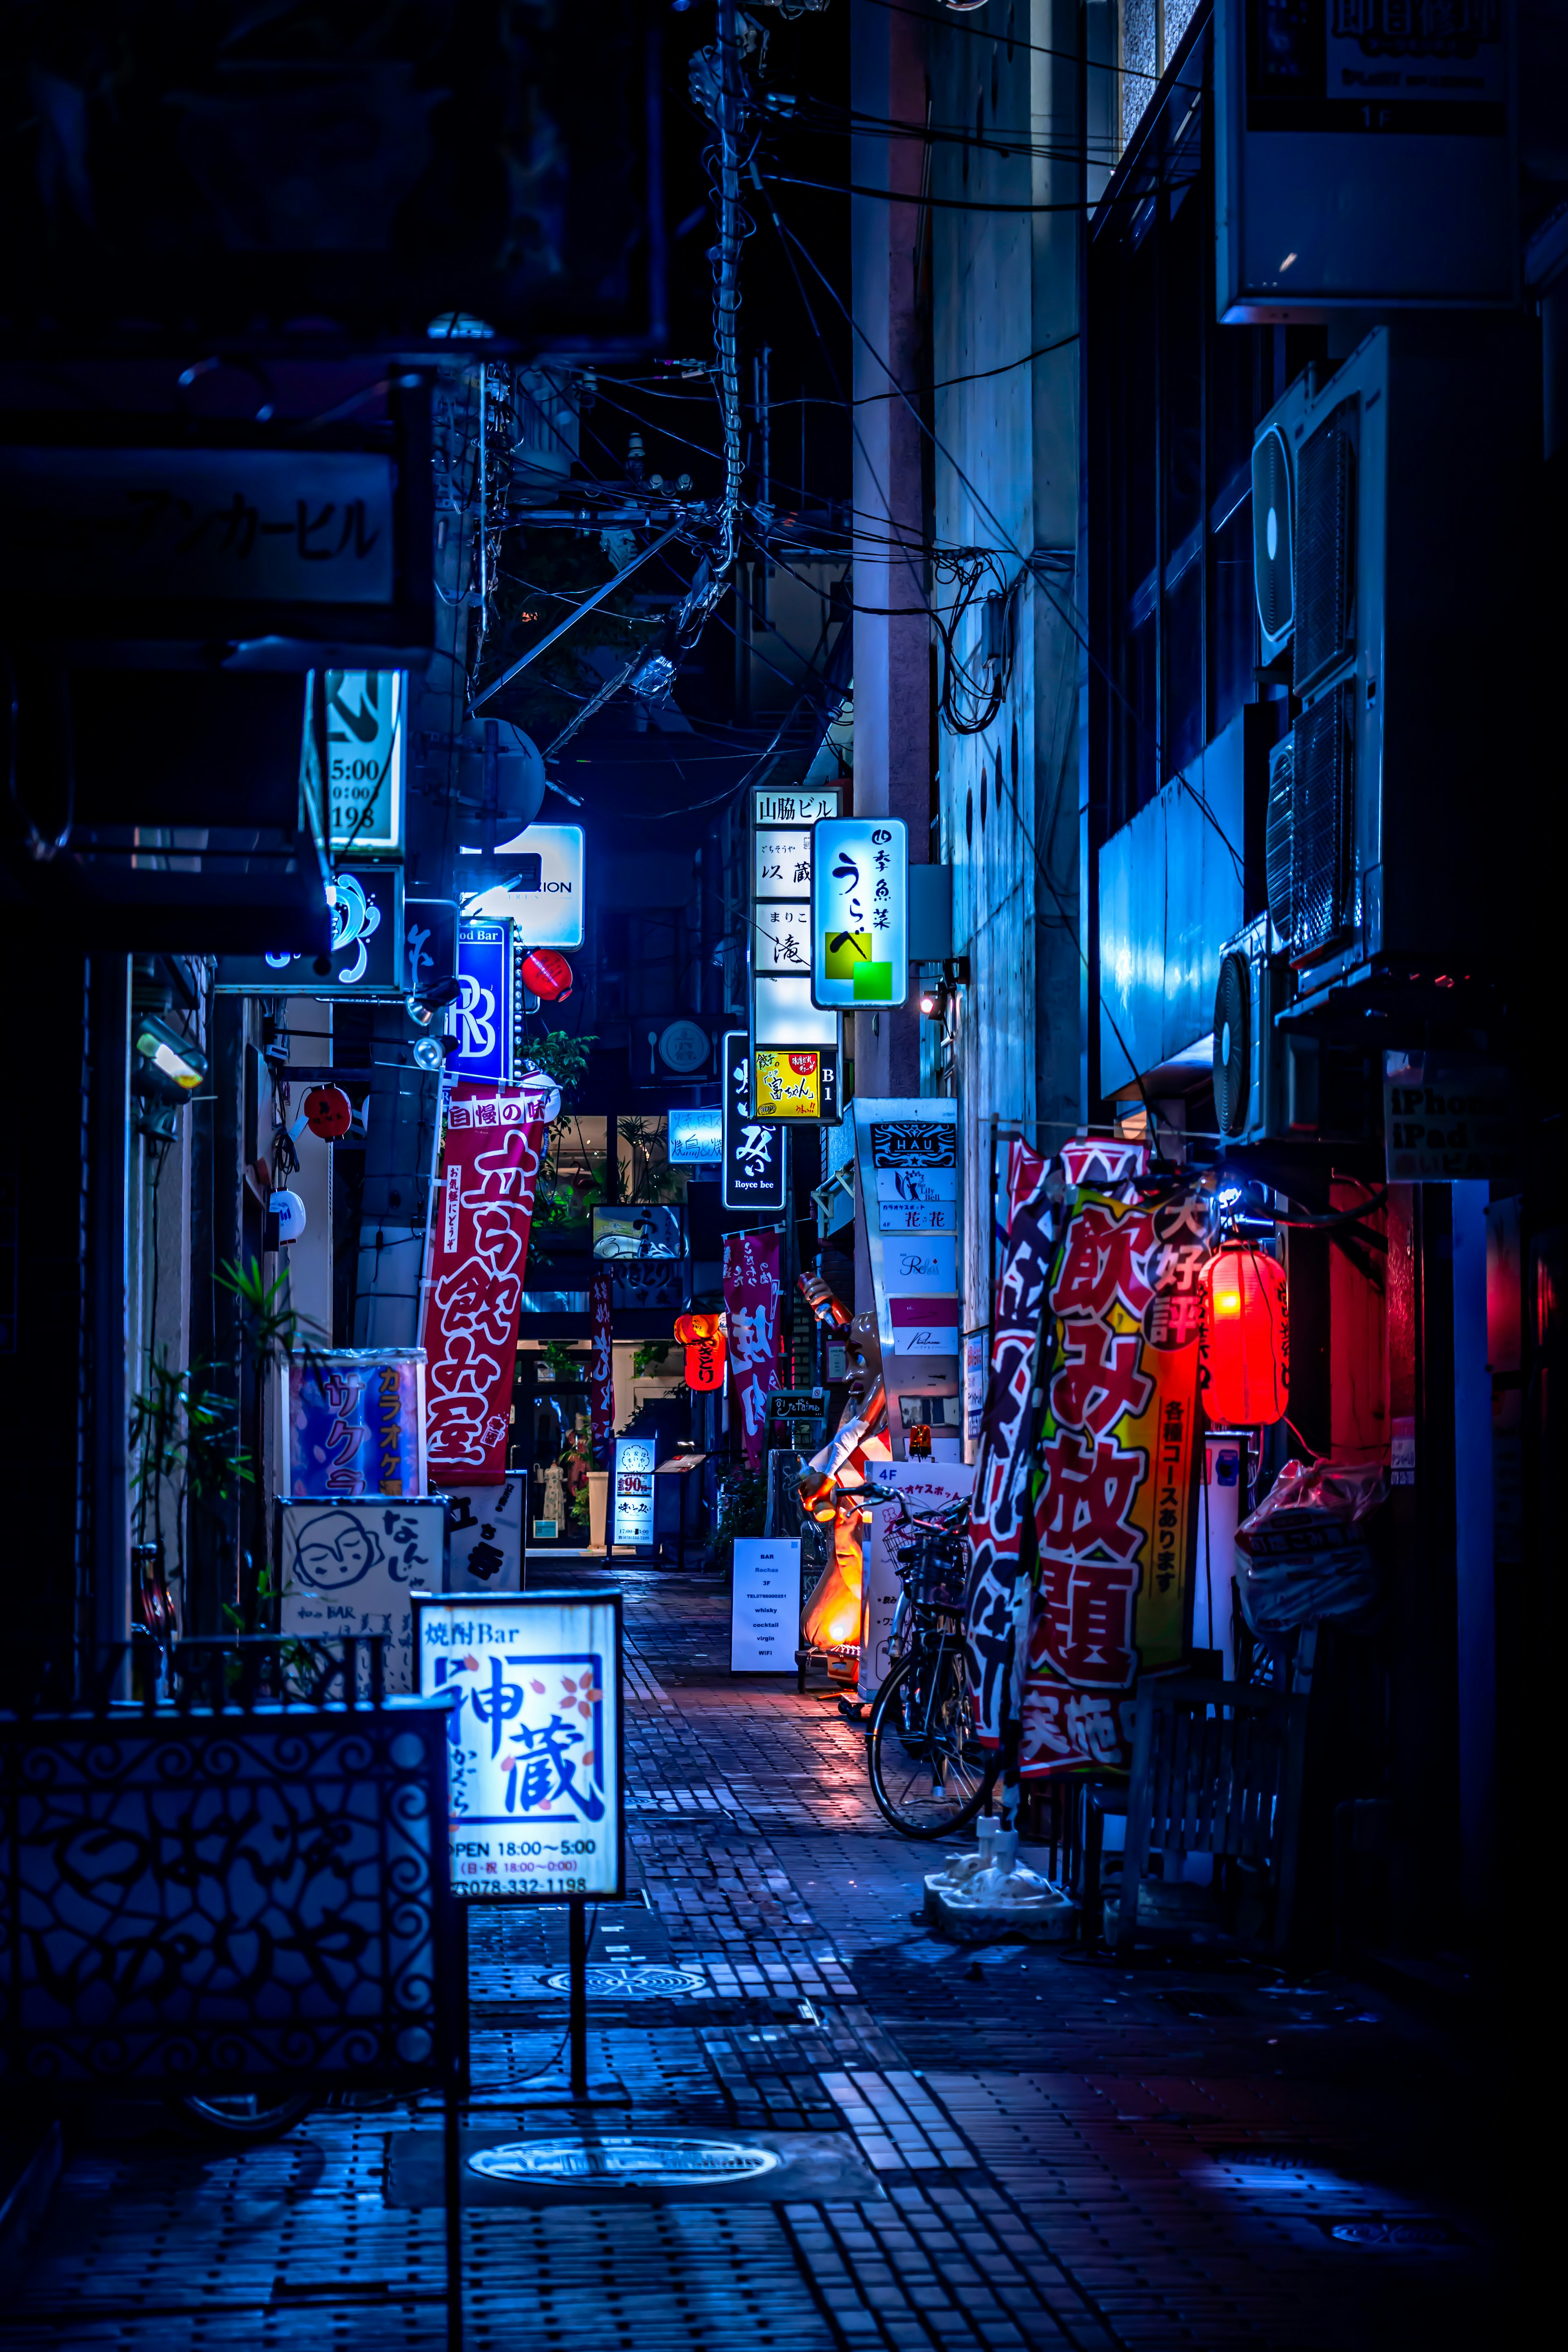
[
  {"left": 421, "top": 1085, "right": 545, "bottom": 1485},
  {"left": 588, "top": 1270, "right": 615, "bottom": 1461},
  {"left": 853, "top": 1100, "right": 960, "bottom": 1457},
  {"left": 1020, "top": 1186, "right": 1206, "bottom": 1777},
  {"left": 449, "top": 920, "right": 514, "bottom": 1084},
  {"left": 723, "top": 1031, "right": 786, "bottom": 1211},
  {"left": 748, "top": 783, "right": 842, "bottom": 1119},
  {"left": 963, "top": 1142, "right": 1057, "bottom": 1746},
  {"left": 414, "top": 1590, "right": 624, "bottom": 1900},
  {"left": 612, "top": 1436, "right": 655, "bottom": 1547},
  {"left": 723, "top": 1229, "right": 782, "bottom": 1468},
  {"left": 287, "top": 1349, "right": 426, "bottom": 1497},
  {"left": 810, "top": 815, "right": 908, "bottom": 1007}
]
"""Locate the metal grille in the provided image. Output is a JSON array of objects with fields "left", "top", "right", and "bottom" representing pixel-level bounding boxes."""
[
  {"left": 0, "top": 1704, "right": 461, "bottom": 2093},
  {"left": 1250, "top": 425, "right": 1293, "bottom": 648},
  {"left": 1293, "top": 419, "right": 1354, "bottom": 693},
  {"left": 1291, "top": 688, "right": 1351, "bottom": 961},
  {"left": 1265, "top": 733, "right": 1295, "bottom": 945}
]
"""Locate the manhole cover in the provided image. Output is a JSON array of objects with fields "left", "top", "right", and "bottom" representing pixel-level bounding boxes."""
[
  {"left": 468, "top": 2136, "right": 782, "bottom": 2187},
  {"left": 541, "top": 1964, "right": 707, "bottom": 1998}
]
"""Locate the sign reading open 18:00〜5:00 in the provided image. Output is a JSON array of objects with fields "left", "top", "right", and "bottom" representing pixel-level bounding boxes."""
[{"left": 412, "top": 1591, "right": 624, "bottom": 1901}]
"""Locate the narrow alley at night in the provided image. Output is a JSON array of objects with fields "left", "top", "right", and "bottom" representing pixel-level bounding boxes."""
[{"left": 0, "top": 2, "right": 1559, "bottom": 2345}]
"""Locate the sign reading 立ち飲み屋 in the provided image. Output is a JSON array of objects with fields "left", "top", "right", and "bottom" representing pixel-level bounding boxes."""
[{"left": 414, "top": 1591, "right": 623, "bottom": 1900}]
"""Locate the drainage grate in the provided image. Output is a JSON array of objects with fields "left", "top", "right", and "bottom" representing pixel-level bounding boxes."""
[{"left": 470, "top": 2136, "right": 782, "bottom": 2187}]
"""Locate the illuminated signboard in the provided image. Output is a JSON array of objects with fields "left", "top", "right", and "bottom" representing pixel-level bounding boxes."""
[
  {"left": 448, "top": 920, "right": 513, "bottom": 1083},
  {"left": 612, "top": 1436, "right": 656, "bottom": 1548},
  {"left": 722, "top": 1031, "right": 786, "bottom": 1212},
  {"left": 325, "top": 669, "right": 404, "bottom": 856},
  {"left": 413, "top": 1590, "right": 624, "bottom": 1900},
  {"left": 667, "top": 1105, "right": 723, "bottom": 1163},
  {"left": 811, "top": 815, "right": 908, "bottom": 1007},
  {"left": 465, "top": 824, "right": 584, "bottom": 947},
  {"left": 748, "top": 784, "right": 841, "bottom": 1119},
  {"left": 755, "top": 1047, "right": 841, "bottom": 1123}
]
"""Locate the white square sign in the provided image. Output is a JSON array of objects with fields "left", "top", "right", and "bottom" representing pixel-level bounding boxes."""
[
  {"left": 414, "top": 1591, "right": 623, "bottom": 1901},
  {"left": 278, "top": 1497, "right": 446, "bottom": 1693},
  {"left": 731, "top": 1538, "right": 801, "bottom": 1673},
  {"left": 440, "top": 1478, "right": 523, "bottom": 1592}
]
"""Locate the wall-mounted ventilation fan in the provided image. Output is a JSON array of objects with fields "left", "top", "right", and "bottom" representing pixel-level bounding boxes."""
[
  {"left": 1251, "top": 421, "right": 1294, "bottom": 663},
  {"left": 1212, "top": 948, "right": 1252, "bottom": 1138}
]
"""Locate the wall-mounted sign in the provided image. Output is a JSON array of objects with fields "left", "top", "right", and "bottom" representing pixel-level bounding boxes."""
[
  {"left": 612, "top": 1437, "right": 656, "bottom": 1548},
  {"left": 405, "top": 896, "right": 459, "bottom": 998},
  {"left": 657, "top": 1018, "right": 710, "bottom": 1075},
  {"left": 755, "top": 1047, "right": 840, "bottom": 1124},
  {"left": 722, "top": 1031, "right": 786, "bottom": 1212},
  {"left": 810, "top": 815, "right": 907, "bottom": 1007},
  {"left": 749, "top": 783, "right": 840, "bottom": 1114},
  {"left": 853, "top": 1100, "right": 961, "bottom": 1458},
  {"left": 286, "top": 1348, "right": 427, "bottom": 1498},
  {"left": 668, "top": 1105, "right": 723, "bottom": 1163},
  {"left": 449, "top": 920, "right": 514, "bottom": 1084},
  {"left": 215, "top": 864, "right": 403, "bottom": 995},
  {"left": 592, "top": 1205, "right": 687, "bottom": 1310},
  {"left": 278, "top": 1496, "right": 446, "bottom": 1695},
  {"left": 326, "top": 669, "right": 404, "bottom": 856},
  {"left": 466, "top": 824, "right": 585, "bottom": 947},
  {"left": 1383, "top": 1051, "right": 1512, "bottom": 1183},
  {"left": 413, "top": 1590, "right": 624, "bottom": 1900}
]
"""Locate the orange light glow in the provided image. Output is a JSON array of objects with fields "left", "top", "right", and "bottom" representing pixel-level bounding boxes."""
[{"left": 1199, "top": 1244, "right": 1288, "bottom": 1425}]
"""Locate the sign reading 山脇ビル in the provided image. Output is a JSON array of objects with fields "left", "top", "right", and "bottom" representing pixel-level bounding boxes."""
[{"left": 413, "top": 1591, "right": 624, "bottom": 1901}]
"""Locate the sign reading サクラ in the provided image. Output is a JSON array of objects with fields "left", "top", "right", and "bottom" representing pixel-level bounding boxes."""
[
  {"left": 730, "top": 1539, "right": 801, "bottom": 1672},
  {"left": 414, "top": 1592, "right": 623, "bottom": 1900}
]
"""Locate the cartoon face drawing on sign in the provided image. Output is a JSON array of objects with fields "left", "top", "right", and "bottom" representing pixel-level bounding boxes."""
[{"left": 292, "top": 1508, "right": 382, "bottom": 1590}]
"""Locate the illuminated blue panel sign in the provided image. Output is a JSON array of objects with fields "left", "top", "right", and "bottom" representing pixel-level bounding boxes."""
[
  {"left": 612, "top": 1437, "right": 656, "bottom": 1549},
  {"left": 810, "top": 815, "right": 908, "bottom": 1008},
  {"left": 668, "top": 1106, "right": 723, "bottom": 1163},
  {"left": 449, "top": 920, "right": 513, "bottom": 1083}
]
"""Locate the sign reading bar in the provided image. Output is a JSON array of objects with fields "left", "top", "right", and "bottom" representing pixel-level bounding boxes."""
[
  {"left": 730, "top": 1539, "right": 800, "bottom": 1673},
  {"left": 811, "top": 815, "right": 908, "bottom": 1007},
  {"left": 450, "top": 920, "right": 514, "bottom": 1084},
  {"left": 722, "top": 1030, "right": 786, "bottom": 1212},
  {"left": 413, "top": 1590, "right": 624, "bottom": 1900}
]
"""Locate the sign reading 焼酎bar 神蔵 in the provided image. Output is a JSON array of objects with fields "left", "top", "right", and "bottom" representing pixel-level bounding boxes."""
[
  {"left": 722, "top": 1031, "right": 786, "bottom": 1212},
  {"left": 413, "top": 1590, "right": 624, "bottom": 1902},
  {"left": 810, "top": 815, "right": 908, "bottom": 1008}
]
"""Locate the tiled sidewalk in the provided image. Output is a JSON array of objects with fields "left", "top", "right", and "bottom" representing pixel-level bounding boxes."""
[{"left": 8, "top": 1568, "right": 1492, "bottom": 2348}]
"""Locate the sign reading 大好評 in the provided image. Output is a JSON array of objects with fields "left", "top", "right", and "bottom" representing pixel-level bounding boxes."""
[{"left": 413, "top": 1590, "right": 624, "bottom": 1900}]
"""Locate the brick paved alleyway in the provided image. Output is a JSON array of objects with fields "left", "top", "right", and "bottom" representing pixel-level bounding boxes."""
[{"left": 7, "top": 1569, "right": 1494, "bottom": 2350}]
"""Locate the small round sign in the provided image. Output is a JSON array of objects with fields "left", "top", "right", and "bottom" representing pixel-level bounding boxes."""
[
  {"left": 658, "top": 1018, "right": 709, "bottom": 1074},
  {"left": 303, "top": 1084, "right": 354, "bottom": 1142}
]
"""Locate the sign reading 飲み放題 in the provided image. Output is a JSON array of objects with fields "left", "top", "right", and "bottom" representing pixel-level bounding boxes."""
[{"left": 413, "top": 1591, "right": 624, "bottom": 1900}]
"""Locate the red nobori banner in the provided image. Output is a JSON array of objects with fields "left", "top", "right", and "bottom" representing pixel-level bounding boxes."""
[
  {"left": 589, "top": 1270, "right": 615, "bottom": 1461},
  {"left": 723, "top": 1229, "right": 781, "bottom": 1468},
  {"left": 421, "top": 1085, "right": 546, "bottom": 1485},
  {"left": 1019, "top": 1185, "right": 1206, "bottom": 1777}
]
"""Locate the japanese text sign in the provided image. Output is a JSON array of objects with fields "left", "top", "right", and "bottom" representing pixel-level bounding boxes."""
[
  {"left": 589, "top": 1272, "right": 615, "bottom": 1460},
  {"left": 723, "top": 1030, "right": 786, "bottom": 1210},
  {"left": 724, "top": 1229, "right": 781, "bottom": 1468},
  {"left": 811, "top": 815, "right": 908, "bottom": 1007},
  {"left": 326, "top": 668, "right": 404, "bottom": 855},
  {"left": 749, "top": 783, "right": 839, "bottom": 1082},
  {"left": 668, "top": 1105, "right": 723, "bottom": 1163},
  {"left": 421, "top": 1084, "right": 546, "bottom": 1485},
  {"left": 612, "top": 1436, "right": 656, "bottom": 1547},
  {"left": 287, "top": 1349, "right": 426, "bottom": 1498},
  {"left": 414, "top": 1591, "right": 624, "bottom": 1901},
  {"left": 278, "top": 1496, "right": 446, "bottom": 1694}
]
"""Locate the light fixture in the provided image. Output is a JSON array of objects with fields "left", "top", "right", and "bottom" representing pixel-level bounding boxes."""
[
  {"left": 412, "top": 1035, "right": 453, "bottom": 1072},
  {"left": 405, "top": 975, "right": 462, "bottom": 1031},
  {"left": 920, "top": 989, "right": 938, "bottom": 1018},
  {"left": 132, "top": 1013, "right": 208, "bottom": 1104}
]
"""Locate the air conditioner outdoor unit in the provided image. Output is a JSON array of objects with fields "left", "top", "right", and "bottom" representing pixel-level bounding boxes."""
[{"left": 1248, "top": 322, "right": 1528, "bottom": 1007}]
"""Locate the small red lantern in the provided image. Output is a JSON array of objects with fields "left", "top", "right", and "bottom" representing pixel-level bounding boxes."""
[
  {"left": 674, "top": 1310, "right": 726, "bottom": 1392},
  {"left": 1198, "top": 1243, "right": 1289, "bottom": 1426},
  {"left": 302, "top": 1085, "right": 353, "bottom": 1142},
  {"left": 521, "top": 948, "right": 573, "bottom": 1001}
]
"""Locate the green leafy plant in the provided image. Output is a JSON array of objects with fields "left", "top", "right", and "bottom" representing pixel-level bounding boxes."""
[
  {"left": 713, "top": 1467, "right": 766, "bottom": 1571},
  {"left": 521, "top": 1029, "right": 597, "bottom": 1102},
  {"left": 215, "top": 1257, "right": 328, "bottom": 1631},
  {"left": 130, "top": 1349, "right": 250, "bottom": 1599},
  {"left": 632, "top": 1341, "right": 673, "bottom": 1380},
  {"left": 539, "top": 1340, "right": 581, "bottom": 1383}
]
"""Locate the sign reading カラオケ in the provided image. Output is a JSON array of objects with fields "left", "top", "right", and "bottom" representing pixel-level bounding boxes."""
[
  {"left": 421, "top": 1085, "right": 546, "bottom": 1486},
  {"left": 414, "top": 1591, "right": 624, "bottom": 1900}
]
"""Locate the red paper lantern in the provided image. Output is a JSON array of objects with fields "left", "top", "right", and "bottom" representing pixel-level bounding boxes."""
[
  {"left": 302, "top": 1084, "right": 353, "bottom": 1142},
  {"left": 521, "top": 948, "right": 573, "bottom": 1001},
  {"left": 673, "top": 1311, "right": 726, "bottom": 1391},
  {"left": 1198, "top": 1243, "right": 1289, "bottom": 1426}
]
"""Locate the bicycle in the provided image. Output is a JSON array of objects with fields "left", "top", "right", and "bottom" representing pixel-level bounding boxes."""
[{"left": 857, "top": 1484, "right": 998, "bottom": 1839}]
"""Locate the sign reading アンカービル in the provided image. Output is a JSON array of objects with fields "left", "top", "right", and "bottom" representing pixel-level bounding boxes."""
[{"left": 414, "top": 1592, "right": 623, "bottom": 1901}]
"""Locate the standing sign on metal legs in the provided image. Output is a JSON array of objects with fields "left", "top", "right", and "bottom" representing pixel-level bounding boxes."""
[{"left": 413, "top": 1590, "right": 625, "bottom": 2105}]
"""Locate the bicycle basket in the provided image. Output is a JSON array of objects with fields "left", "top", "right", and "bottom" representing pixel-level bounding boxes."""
[{"left": 904, "top": 1532, "right": 968, "bottom": 1611}]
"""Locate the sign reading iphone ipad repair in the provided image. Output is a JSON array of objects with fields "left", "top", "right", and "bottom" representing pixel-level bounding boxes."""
[{"left": 413, "top": 1591, "right": 624, "bottom": 1900}]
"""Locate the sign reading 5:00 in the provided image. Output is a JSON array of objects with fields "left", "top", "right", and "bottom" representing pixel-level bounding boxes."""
[{"left": 412, "top": 1591, "right": 624, "bottom": 1901}]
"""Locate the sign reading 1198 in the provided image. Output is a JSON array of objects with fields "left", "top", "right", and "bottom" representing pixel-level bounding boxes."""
[{"left": 413, "top": 1591, "right": 624, "bottom": 1900}]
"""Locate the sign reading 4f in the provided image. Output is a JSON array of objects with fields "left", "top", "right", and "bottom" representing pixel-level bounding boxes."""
[{"left": 811, "top": 816, "right": 908, "bottom": 1007}]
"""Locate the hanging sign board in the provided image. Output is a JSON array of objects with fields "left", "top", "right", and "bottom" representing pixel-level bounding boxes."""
[
  {"left": 413, "top": 1590, "right": 624, "bottom": 1900},
  {"left": 449, "top": 920, "right": 514, "bottom": 1084},
  {"left": 465, "top": 824, "right": 585, "bottom": 947},
  {"left": 612, "top": 1436, "right": 656, "bottom": 1548},
  {"left": 810, "top": 815, "right": 908, "bottom": 1007},
  {"left": 853, "top": 1100, "right": 961, "bottom": 1457},
  {"left": 285, "top": 1348, "right": 426, "bottom": 1498},
  {"left": 421, "top": 1085, "right": 546, "bottom": 1485},
  {"left": 405, "top": 896, "right": 460, "bottom": 998},
  {"left": 755, "top": 1047, "right": 841, "bottom": 1124},
  {"left": 722, "top": 1030, "right": 787, "bottom": 1211},
  {"left": 748, "top": 783, "right": 842, "bottom": 1119},
  {"left": 277, "top": 1496, "right": 446, "bottom": 1695},
  {"left": 326, "top": 669, "right": 405, "bottom": 856},
  {"left": 214, "top": 864, "right": 403, "bottom": 995},
  {"left": 730, "top": 1538, "right": 801, "bottom": 1673}
]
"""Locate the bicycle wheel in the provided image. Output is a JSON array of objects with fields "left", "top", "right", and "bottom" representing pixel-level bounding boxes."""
[
  {"left": 867, "top": 1640, "right": 991, "bottom": 1838},
  {"left": 171, "top": 2091, "right": 315, "bottom": 2143}
]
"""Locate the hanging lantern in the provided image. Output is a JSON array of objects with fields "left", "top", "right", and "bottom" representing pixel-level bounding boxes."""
[
  {"left": 675, "top": 1310, "right": 726, "bottom": 1391},
  {"left": 521, "top": 947, "right": 573, "bottom": 1001},
  {"left": 1198, "top": 1243, "right": 1289, "bottom": 1425},
  {"left": 302, "top": 1084, "right": 353, "bottom": 1142}
]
